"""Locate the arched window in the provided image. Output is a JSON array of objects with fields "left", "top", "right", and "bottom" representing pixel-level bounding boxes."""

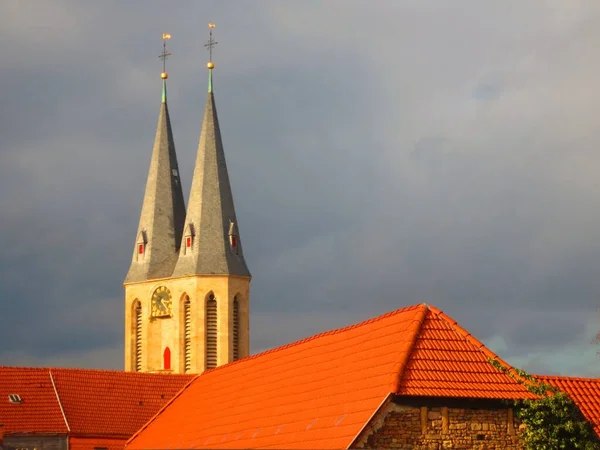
[
  {"left": 163, "top": 347, "right": 171, "bottom": 370},
  {"left": 134, "top": 301, "right": 142, "bottom": 372},
  {"left": 206, "top": 293, "right": 217, "bottom": 369},
  {"left": 183, "top": 296, "right": 192, "bottom": 373},
  {"left": 233, "top": 296, "right": 240, "bottom": 361}
]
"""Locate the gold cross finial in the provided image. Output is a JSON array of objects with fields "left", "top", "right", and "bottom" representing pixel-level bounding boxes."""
[
  {"left": 205, "top": 23, "right": 217, "bottom": 69},
  {"left": 159, "top": 33, "right": 172, "bottom": 79}
]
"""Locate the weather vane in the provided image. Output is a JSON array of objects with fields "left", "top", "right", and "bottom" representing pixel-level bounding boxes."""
[
  {"left": 160, "top": 33, "right": 172, "bottom": 79},
  {"left": 205, "top": 23, "right": 217, "bottom": 69}
]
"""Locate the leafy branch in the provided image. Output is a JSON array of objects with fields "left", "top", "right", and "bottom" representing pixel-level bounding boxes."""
[{"left": 488, "top": 358, "right": 599, "bottom": 450}]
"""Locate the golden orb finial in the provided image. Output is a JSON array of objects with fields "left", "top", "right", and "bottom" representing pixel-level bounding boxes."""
[
  {"left": 205, "top": 23, "right": 217, "bottom": 70},
  {"left": 159, "top": 33, "right": 172, "bottom": 78}
]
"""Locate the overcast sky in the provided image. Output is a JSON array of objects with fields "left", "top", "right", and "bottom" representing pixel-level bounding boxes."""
[{"left": 1, "top": 0, "right": 599, "bottom": 376}]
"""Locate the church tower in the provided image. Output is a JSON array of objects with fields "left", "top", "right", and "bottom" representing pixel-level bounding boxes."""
[{"left": 124, "top": 29, "right": 251, "bottom": 374}]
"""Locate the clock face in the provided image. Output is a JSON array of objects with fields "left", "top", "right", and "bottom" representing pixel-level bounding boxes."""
[{"left": 151, "top": 286, "right": 172, "bottom": 318}]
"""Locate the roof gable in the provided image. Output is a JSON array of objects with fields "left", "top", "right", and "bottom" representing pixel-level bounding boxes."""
[
  {"left": 0, "top": 367, "right": 68, "bottom": 434},
  {"left": 127, "top": 304, "right": 533, "bottom": 449}
]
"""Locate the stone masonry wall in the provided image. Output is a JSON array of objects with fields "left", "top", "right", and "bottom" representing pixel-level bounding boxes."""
[{"left": 356, "top": 402, "right": 523, "bottom": 450}]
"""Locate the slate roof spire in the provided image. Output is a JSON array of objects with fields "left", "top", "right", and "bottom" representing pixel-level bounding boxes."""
[
  {"left": 173, "top": 25, "right": 250, "bottom": 277},
  {"left": 125, "top": 34, "right": 186, "bottom": 283}
]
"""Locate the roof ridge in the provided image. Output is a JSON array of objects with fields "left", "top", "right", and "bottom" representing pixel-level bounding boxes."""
[
  {"left": 49, "top": 369, "right": 70, "bottom": 432},
  {"left": 536, "top": 374, "right": 600, "bottom": 382},
  {"left": 199, "top": 303, "right": 428, "bottom": 377},
  {"left": 0, "top": 366, "right": 191, "bottom": 376},
  {"left": 389, "top": 304, "right": 429, "bottom": 393},
  {"left": 0, "top": 366, "right": 51, "bottom": 370}
]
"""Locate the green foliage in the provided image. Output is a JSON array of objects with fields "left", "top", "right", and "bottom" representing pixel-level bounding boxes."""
[{"left": 489, "top": 359, "right": 599, "bottom": 449}]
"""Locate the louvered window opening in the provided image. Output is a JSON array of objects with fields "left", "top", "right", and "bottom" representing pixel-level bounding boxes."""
[
  {"left": 233, "top": 298, "right": 240, "bottom": 361},
  {"left": 184, "top": 299, "right": 192, "bottom": 373},
  {"left": 135, "top": 303, "right": 142, "bottom": 372},
  {"left": 206, "top": 295, "right": 217, "bottom": 369}
]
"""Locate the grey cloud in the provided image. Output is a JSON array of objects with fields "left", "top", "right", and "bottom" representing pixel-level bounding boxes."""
[{"left": 1, "top": 1, "right": 600, "bottom": 377}]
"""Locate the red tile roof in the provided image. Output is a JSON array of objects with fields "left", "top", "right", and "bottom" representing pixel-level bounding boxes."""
[
  {"left": 0, "top": 367, "right": 68, "bottom": 434},
  {"left": 51, "top": 368, "right": 194, "bottom": 436},
  {"left": 0, "top": 367, "right": 193, "bottom": 437},
  {"left": 537, "top": 375, "right": 600, "bottom": 437},
  {"left": 127, "top": 303, "right": 535, "bottom": 450}
]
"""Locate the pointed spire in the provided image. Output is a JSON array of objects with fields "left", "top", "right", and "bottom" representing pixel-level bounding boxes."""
[
  {"left": 125, "top": 34, "right": 185, "bottom": 283},
  {"left": 173, "top": 25, "right": 250, "bottom": 278}
]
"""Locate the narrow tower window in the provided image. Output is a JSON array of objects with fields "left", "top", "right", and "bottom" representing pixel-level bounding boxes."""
[
  {"left": 206, "top": 293, "right": 217, "bottom": 369},
  {"left": 163, "top": 347, "right": 171, "bottom": 370},
  {"left": 233, "top": 296, "right": 240, "bottom": 361},
  {"left": 134, "top": 301, "right": 142, "bottom": 372},
  {"left": 228, "top": 221, "right": 239, "bottom": 255},
  {"left": 136, "top": 230, "right": 148, "bottom": 261},
  {"left": 184, "top": 223, "right": 195, "bottom": 254},
  {"left": 183, "top": 296, "right": 192, "bottom": 373}
]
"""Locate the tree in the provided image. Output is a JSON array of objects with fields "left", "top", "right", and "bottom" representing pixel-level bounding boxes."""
[{"left": 489, "top": 359, "right": 599, "bottom": 449}]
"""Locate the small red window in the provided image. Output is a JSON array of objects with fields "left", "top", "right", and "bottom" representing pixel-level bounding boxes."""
[
  {"left": 186, "top": 236, "right": 192, "bottom": 248},
  {"left": 231, "top": 236, "right": 237, "bottom": 248},
  {"left": 138, "top": 244, "right": 144, "bottom": 254},
  {"left": 163, "top": 347, "right": 171, "bottom": 370}
]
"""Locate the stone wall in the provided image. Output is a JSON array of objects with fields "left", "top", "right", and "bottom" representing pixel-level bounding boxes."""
[
  {"left": 3, "top": 434, "right": 68, "bottom": 450},
  {"left": 355, "top": 400, "right": 522, "bottom": 449}
]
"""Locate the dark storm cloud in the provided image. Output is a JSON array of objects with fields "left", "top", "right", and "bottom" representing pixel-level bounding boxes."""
[{"left": 1, "top": 0, "right": 600, "bottom": 375}]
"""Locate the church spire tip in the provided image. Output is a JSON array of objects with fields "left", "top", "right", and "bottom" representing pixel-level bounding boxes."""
[
  {"left": 205, "top": 23, "right": 217, "bottom": 93},
  {"left": 159, "top": 33, "right": 172, "bottom": 103}
]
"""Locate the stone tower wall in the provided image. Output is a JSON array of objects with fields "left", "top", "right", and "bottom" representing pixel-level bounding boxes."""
[{"left": 124, "top": 275, "right": 250, "bottom": 373}]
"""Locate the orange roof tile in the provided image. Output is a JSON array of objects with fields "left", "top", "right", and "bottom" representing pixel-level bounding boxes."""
[
  {"left": 69, "top": 436, "right": 127, "bottom": 450},
  {"left": 127, "top": 304, "right": 535, "bottom": 450},
  {"left": 536, "top": 375, "right": 600, "bottom": 437},
  {"left": 0, "top": 367, "right": 193, "bottom": 437},
  {"left": 0, "top": 367, "right": 68, "bottom": 434},
  {"left": 399, "top": 306, "right": 535, "bottom": 398}
]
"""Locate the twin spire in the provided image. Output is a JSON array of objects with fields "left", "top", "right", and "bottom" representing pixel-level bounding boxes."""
[{"left": 125, "top": 27, "right": 250, "bottom": 284}]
